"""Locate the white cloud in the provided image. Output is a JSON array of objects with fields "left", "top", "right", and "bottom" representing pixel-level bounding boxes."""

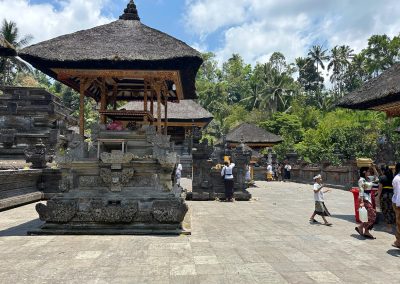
[
  {"left": 185, "top": 0, "right": 400, "bottom": 64},
  {"left": 0, "top": 0, "right": 113, "bottom": 45},
  {"left": 185, "top": 0, "right": 251, "bottom": 38}
]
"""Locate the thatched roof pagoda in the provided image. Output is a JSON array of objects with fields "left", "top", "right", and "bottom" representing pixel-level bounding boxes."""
[
  {"left": 0, "top": 36, "right": 16, "bottom": 56},
  {"left": 18, "top": 1, "right": 203, "bottom": 137},
  {"left": 120, "top": 100, "right": 213, "bottom": 127},
  {"left": 224, "top": 123, "right": 283, "bottom": 148},
  {"left": 337, "top": 63, "right": 400, "bottom": 116}
]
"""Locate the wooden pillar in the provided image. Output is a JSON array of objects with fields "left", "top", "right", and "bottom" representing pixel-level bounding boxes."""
[
  {"left": 156, "top": 88, "right": 162, "bottom": 134},
  {"left": 79, "top": 79, "right": 86, "bottom": 138},
  {"left": 113, "top": 84, "right": 118, "bottom": 110},
  {"left": 100, "top": 79, "right": 107, "bottom": 124},
  {"left": 144, "top": 81, "right": 148, "bottom": 112},
  {"left": 143, "top": 81, "right": 149, "bottom": 124},
  {"left": 150, "top": 92, "right": 154, "bottom": 117},
  {"left": 164, "top": 96, "right": 168, "bottom": 135}
]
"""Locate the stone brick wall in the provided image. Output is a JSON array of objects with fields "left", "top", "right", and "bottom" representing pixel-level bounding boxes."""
[
  {"left": 290, "top": 162, "right": 359, "bottom": 190},
  {"left": 0, "top": 169, "right": 61, "bottom": 211}
]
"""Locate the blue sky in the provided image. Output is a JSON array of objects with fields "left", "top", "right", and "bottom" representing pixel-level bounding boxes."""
[{"left": 1, "top": 0, "right": 400, "bottom": 65}]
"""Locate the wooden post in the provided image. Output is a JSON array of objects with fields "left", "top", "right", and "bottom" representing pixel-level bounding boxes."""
[
  {"left": 100, "top": 78, "right": 107, "bottom": 124},
  {"left": 79, "top": 79, "right": 86, "bottom": 138},
  {"left": 112, "top": 84, "right": 118, "bottom": 110},
  {"left": 164, "top": 96, "right": 168, "bottom": 135},
  {"left": 150, "top": 91, "right": 154, "bottom": 117},
  {"left": 151, "top": 81, "right": 163, "bottom": 134},
  {"left": 144, "top": 81, "right": 148, "bottom": 112},
  {"left": 143, "top": 81, "right": 149, "bottom": 124}
]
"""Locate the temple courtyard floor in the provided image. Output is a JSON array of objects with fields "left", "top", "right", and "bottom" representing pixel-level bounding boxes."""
[{"left": 0, "top": 180, "right": 399, "bottom": 284}]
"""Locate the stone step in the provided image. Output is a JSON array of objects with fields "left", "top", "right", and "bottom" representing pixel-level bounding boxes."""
[{"left": 0, "top": 191, "right": 42, "bottom": 211}]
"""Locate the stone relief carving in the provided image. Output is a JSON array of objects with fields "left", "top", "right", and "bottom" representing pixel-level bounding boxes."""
[
  {"left": 100, "top": 168, "right": 135, "bottom": 192},
  {"left": 89, "top": 200, "right": 138, "bottom": 223},
  {"left": 100, "top": 151, "right": 134, "bottom": 164},
  {"left": 79, "top": 176, "right": 103, "bottom": 187},
  {"left": 24, "top": 140, "right": 53, "bottom": 169},
  {"left": 152, "top": 200, "right": 188, "bottom": 223},
  {"left": 0, "top": 128, "right": 17, "bottom": 148},
  {"left": 36, "top": 200, "right": 78, "bottom": 223}
]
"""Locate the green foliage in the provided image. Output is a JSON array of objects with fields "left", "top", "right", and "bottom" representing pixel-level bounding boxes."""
[
  {"left": 0, "top": 19, "right": 33, "bottom": 85},
  {"left": 296, "top": 110, "right": 386, "bottom": 163}
]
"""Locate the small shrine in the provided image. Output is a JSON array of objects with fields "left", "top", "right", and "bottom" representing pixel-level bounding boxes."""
[
  {"left": 17, "top": 1, "right": 203, "bottom": 234},
  {"left": 120, "top": 100, "right": 213, "bottom": 177},
  {"left": 222, "top": 123, "right": 283, "bottom": 150},
  {"left": 0, "top": 86, "right": 76, "bottom": 167}
]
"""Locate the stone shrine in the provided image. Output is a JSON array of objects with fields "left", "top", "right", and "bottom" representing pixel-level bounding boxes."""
[
  {"left": 13, "top": 1, "right": 203, "bottom": 234},
  {"left": 190, "top": 130, "right": 252, "bottom": 201},
  {"left": 0, "top": 86, "right": 76, "bottom": 167}
]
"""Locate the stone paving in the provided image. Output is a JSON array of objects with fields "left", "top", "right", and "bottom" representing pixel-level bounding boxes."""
[{"left": 0, "top": 180, "right": 399, "bottom": 284}]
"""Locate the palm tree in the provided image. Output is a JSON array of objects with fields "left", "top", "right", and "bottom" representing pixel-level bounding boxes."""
[
  {"left": 328, "top": 45, "right": 354, "bottom": 94},
  {"left": 0, "top": 19, "right": 33, "bottom": 85},
  {"left": 308, "top": 45, "right": 329, "bottom": 74}
]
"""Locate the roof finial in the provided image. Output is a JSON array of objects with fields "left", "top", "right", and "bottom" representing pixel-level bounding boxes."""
[{"left": 119, "top": 0, "right": 140, "bottom": 21}]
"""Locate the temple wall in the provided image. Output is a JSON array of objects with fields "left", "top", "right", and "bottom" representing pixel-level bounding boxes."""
[
  {"left": 0, "top": 169, "right": 61, "bottom": 211},
  {"left": 290, "top": 162, "right": 359, "bottom": 190},
  {"left": 253, "top": 167, "right": 268, "bottom": 181}
]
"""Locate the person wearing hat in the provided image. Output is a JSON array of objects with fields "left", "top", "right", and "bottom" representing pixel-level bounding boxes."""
[{"left": 309, "top": 174, "right": 332, "bottom": 226}]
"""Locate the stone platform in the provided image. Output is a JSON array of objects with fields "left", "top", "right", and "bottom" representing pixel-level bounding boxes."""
[{"left": 0, "top": 180, "right": 399, "bottom": 283}]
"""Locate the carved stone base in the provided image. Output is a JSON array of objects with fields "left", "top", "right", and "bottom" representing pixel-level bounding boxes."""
[{"left": 32, "top": 197, "right": 189, "bottom": 235}]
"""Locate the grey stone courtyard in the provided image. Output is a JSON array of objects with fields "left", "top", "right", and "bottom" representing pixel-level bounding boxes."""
[{"left": 0, "top": 180, "right": 399, "bottom": 284}]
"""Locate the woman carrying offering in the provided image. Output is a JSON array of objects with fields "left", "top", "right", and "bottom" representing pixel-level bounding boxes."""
[
  {"left": 310, "top": 174, "right": 332, "bottom": 226},
  {"left": 355, "top": 166, "right": 379, "bottom": 239}
]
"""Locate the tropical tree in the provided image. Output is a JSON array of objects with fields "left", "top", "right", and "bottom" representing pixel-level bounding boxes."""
[
  {"left": 328, "top": 45, "right": 354, "bottom": 95},
  {"left": 222, "top": 54, "right": 252, "bottom": 104},
  {"left": 296, "top": 56, "right": 323, "bottom": 92},
  {"left": 0, "top": 19, "right": 33, "bottom": 85},
  {"left": 308, "top": 45, "right": 330, "bottom": 74}
]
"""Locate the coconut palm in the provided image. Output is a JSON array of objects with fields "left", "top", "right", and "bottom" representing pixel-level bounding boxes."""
[
  {"left": 308, "top": 45, "right": 329, "bottom": 73},
  {"left": 0, "top": 19, "right": 33, "bottom": 85},
  {"left": 328, "top": 45, "right": 354, "bottom": 94}
]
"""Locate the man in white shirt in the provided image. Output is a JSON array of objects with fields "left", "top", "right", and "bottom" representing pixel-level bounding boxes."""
[
  {"left": 284, "top": 163, "right": 292, "bottom": 182},
  {"left": 392, "top": 163, "right": 400, "bottom": 249},
  {"left": 221, "top": 161, "right": 235, "bottom": 202}
]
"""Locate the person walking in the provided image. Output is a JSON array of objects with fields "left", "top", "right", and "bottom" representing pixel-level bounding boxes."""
[
  {"left": 355, "top": 166, "right": 379, "bottom": 239},
  {"left": 221, "top": 160, "right": 235, "bottom": 202},
  {"left": 284, "top": 162, "right": 292, "bottom": 182},
  {"left": 392, "top": 163, "right": 400, "bottom": 249},
  {"left": 309, "top": 174, "right": 332, "bottom": 226},
  {"left": 175, "top": 162, "right": 183, "bottom": 186},
  {"left": 277, "top": 164, "right": 283, "bottom": 182},
  {"left": 377, "top": 166, "right": 395, "bottom": 232}
]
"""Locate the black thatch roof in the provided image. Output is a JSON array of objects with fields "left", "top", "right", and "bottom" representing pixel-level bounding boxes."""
[
  {"left": 337, "top": 64, "right": 400, "bottom": 110},
  {"left": 120, "top": 100, "right": 213, "bottom": 122},
  {"left": 225, "top": 123, "right": 283, "bottom": 144},
  {"left": 18, "top": 1, "right": 202, "bottom": 99},
  {"left": 0, "top": 36, "right": 16, "bottom": 56}
]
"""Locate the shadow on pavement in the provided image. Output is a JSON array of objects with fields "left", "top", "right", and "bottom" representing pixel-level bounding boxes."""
[
  {"left": 350, "top": 233, "right": 366, "bottom": 240},
  {"left": 387, "top": 249, "right": 400, "bottom": 257},
  {"left": 330, "top": 214, "right": 355, "bottom": 223},
  {"left": 0, "top": 219, "right": 43, "bottom": 237}
]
